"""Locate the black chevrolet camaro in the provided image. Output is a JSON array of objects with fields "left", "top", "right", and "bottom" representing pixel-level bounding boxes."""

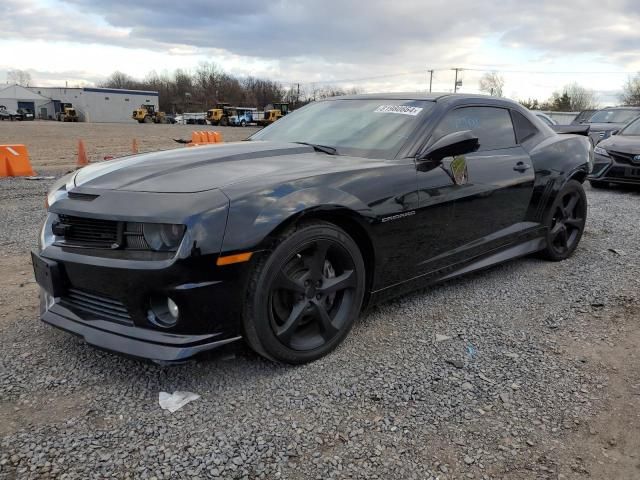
[
  {"left": 32, "top": 93, "right": 592, "bottom": 364},
  {"left": 589, "top": 115, "right": 640, "bottom": 188}
]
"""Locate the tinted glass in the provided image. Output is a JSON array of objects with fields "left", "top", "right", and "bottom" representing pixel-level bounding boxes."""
[
  {"left": 536, "top": 113, "right": 554, "bottom": 126},
  {"left": 250, "top": 99, "right": 435, "bottom": 159},
  {"left": 589, "top": 109, "right": 640, "bottom": 124},
  {"left": 432, "top": 107, "right": 516, "bottom": 151},
  {"left": 620, "top": 117, "right": 640, "bottom": 136},
  {"left": 572, "top": 110, "right": 595, "bottom": 124},
  {"left": 512, "top": 110, "right": 540, "bottom": 143}
]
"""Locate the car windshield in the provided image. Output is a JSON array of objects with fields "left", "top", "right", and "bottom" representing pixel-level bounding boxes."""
[
  {"left": 589, "top": 109, "right": 640, "bottom": 124},
  {"left": 620, "top": 117, "right": 640, "bottom": 136},
  {"left": 249, "top": 99, "right": 434, "bottom": 159}
]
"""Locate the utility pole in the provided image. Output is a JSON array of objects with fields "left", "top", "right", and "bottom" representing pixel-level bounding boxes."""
[
  {"left": 296, "top": 83, "right": 300, "bottom": 106},
  {"left": 452, "top": 68, "right": 463, "bottom": 93},
  {"left": 427, "top": 69, "right": 434, "bottom": 93}
]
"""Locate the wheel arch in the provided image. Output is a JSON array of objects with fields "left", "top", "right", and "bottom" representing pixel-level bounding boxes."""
[
  {"left": 262, "top": 206, "right": 377, "bottom": 303},
  {"left": 568, "top": 168, "right": 588, "bottom": 184}
]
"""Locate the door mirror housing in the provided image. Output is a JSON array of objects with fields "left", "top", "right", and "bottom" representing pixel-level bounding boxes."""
[{"left": 418, "top": 130, "right": 480, "bottom": 163}]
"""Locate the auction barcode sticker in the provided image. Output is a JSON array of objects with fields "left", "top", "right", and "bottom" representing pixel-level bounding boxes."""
[{"left": 374, "top": 105, "right": 423, "bottom": 116}]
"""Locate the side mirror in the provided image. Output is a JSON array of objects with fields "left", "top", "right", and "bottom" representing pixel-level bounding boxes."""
[
  {"left": 418, "top": 130, "right": 479, "bottom": 163},
  {"left": 610, "top": 129, "right": 619, "bottom": 136}
]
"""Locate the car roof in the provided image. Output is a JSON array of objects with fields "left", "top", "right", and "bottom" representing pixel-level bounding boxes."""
[
  {"left": 598, "top": 106, "right": 640, "bottom": 110},
  {"left": 335, "top": 92, "right": 503, "bottom": 101}
]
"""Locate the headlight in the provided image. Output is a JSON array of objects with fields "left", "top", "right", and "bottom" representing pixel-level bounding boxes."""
[
  {"left": 143, "top": 223, "right": 186, "bottom": 251},
  {"left": 594, "top": 146, "right": 610, "bottom": 157},
  {"left": 39, "top": 214, "right": 58, "bottom": 251},
  {"left": 46, "top": 172, "right": 77, "bottom": 208}
]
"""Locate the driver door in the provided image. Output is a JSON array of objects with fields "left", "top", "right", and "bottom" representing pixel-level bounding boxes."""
[{"left": 414, "top": 105, "right": 535, "bottom": 274}]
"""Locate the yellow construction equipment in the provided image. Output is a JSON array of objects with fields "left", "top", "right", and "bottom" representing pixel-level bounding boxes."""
[
  {"left": 57, "top": 103, "right": 78, "bottom": 122},
  {"left": 132, "top": 105, "right": 167, "bottom": 124},
  {"left": 257, "top": 102, "right": 289, "bottom": 126},
  {"left": 206, "top": 103, "right": 233, "bottom": 126}
]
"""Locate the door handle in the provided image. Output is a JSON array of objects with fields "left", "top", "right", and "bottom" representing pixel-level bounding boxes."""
[{"left": 513, "top": 162, "right": 531, "bottom": 172}]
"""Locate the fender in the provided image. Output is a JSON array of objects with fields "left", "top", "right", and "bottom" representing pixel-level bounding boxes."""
[
  {"left": 220, "top": 186, "right": 374, "bottom": 254},
  {"left": 526, "top": 134, "right": 590, "bottom": 223}
]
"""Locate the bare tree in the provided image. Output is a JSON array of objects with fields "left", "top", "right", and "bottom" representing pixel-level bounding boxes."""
[
  {"left": 98, "top": 71, "right": 138, "bottom": 90},
  {"left": 479, "top": 72, "right": 504, "bottom": 97},
  {"left": 7, "top": 69, "right": 32, "bottom": 87},
  {"left": 563, "top": 83, "right": 597, "bottom": 110},
  {"left": 620, "top": 73, "right": 640, "bottom": 106},
  {"left": 519, "top": 98, "right": 540, "bottom": 110}
]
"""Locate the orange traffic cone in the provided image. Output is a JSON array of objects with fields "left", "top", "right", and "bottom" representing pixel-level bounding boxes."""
[
  {"left": 77, "top": 139, "right": 88, "bottom": 167},
  {"left": 0, "top": 145, "right": 36, "bottom": 177},
  {"left": 132, "top": 138, "right": 138, "bottom": 154}
]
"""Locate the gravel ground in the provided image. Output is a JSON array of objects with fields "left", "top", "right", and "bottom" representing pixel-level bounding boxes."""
[
  {"left": 0, "top": 176, "right": 639, "bottom": 479},
  {"left": 0, "top": 121, "right": 259, "bottom": 172}
]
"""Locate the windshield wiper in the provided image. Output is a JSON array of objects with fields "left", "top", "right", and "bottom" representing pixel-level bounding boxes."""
[{"left": 293, "top": 142, "right": 338, "bottom": 155}]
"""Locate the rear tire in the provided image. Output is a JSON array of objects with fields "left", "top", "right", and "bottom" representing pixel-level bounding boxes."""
[
  {"left": 243, "top": 221, "right": 366, "bottom": 364},
  {"left": 540, "top": 180, "right": 587, "bottom": 261}
]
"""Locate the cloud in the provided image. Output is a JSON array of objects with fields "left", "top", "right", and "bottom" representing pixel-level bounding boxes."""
[
  {"left": 49, "top": 0, "right": 640, "bottom": 67},
  {"left": 1, "top": 0, "right": 639, "bottom": 102}
]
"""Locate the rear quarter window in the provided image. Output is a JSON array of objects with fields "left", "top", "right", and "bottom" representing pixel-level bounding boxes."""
[{"left": 511, "top": 110, "right": 540, "bottom": 143}]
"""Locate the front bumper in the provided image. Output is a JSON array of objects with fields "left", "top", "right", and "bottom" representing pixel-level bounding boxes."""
[
  {"left": 588, "top": 152, "right": 640, "bottom": 185},
  {"left": 41, "top": 292, "right": 240, "bottom": 362},
  {"left": 33, "top": 247, "right": 250, "bottom": 362}
]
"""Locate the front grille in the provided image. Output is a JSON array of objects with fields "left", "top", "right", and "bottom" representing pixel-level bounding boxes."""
[
  {"left": 609, "top": 151, "right": 635, "bottom": 165},
  {"left": 57, "top": 214, "right": 120, "bottom": 248},
  {"left": 606, "top": 166, "right": 640, "bottom": 179},
  {"left": 60, "top": 288, "right": 133, "bottom": 325}
]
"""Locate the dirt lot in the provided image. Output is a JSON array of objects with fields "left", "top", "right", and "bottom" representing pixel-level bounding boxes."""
[
  {"left": 0, "top": 122, "right": 639, "bottom": 479},
  {"left": 0, "top": 120, "right": 260, "bottom": 173}
]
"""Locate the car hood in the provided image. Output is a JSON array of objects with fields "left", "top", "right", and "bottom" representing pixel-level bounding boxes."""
[
  {"left": 598, "top": 135, "right": 640, "bottom": 155},
  {"left": 72, "top": 141, "right": 381, "bottom": 193},
  {"left": 586, "top": 122, "right": 626, "bottom": 132}
]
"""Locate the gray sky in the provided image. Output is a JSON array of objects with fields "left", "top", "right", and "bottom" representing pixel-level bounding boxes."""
[{"left": 2, "top": 0, "right": 639, "bottom": 104}]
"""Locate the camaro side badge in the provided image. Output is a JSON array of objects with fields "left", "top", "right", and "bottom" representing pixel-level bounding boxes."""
[{"left": 381, "top": 211, "right": 416, "bottom": 223}]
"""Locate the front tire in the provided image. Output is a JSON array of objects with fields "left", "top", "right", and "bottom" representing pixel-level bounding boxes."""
[
  {"left": 243, "top": 221, "right": 366, "bottom": 364},
  {"left": 540, "top": 180, "right": 587, "bottom": 261}
]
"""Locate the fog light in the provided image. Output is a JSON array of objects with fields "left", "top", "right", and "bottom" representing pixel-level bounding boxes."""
[
  {"left": 167, "top": 298, "right": 179, "bottom": 319},
  {"left": 149, "top": 295, "right": 179, "bottom": 328}
]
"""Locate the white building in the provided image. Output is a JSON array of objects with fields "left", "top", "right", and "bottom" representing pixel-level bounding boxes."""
[
  {"left": 29, "top": 86, "right": 160, "bottom": 123},
  {"left": 0, "top": 84, "right": 54, "bottom": 117}
]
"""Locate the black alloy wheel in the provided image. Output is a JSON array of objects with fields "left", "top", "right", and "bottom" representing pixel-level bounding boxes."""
[
  {"left": 541, "top": 180, "right": 587, "bottom": 261},
  {"left": 243, "top": 221, "right": 365, "bottom": 364}
]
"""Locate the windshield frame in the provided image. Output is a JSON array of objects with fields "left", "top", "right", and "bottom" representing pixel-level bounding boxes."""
[{"left": 248, "top": 98, "right": 436, "bottom": 160}]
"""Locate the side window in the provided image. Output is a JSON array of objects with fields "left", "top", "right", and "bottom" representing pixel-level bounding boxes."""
[
  {"left": 432, "top": 107, "right": 516, "bottom": 151},
  {"left": 512, "top": 110, "right": 540, "bottom": 143}
]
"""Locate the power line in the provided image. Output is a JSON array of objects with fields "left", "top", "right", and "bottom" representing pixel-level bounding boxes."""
[
  {"left": 282, "top": 67, "right": 636, "bottom": 87},
  {"left": 459, "top": 67, "right": 635, "bottom": 75}
]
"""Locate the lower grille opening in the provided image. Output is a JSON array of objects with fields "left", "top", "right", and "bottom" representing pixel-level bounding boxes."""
[{"left": 60, "top": 288, "right": 133, "bottom": 326}]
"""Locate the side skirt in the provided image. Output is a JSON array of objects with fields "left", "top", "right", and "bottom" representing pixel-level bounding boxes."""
[{"left": 368, "top": 236, "right": 547, "bottom": 306}]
